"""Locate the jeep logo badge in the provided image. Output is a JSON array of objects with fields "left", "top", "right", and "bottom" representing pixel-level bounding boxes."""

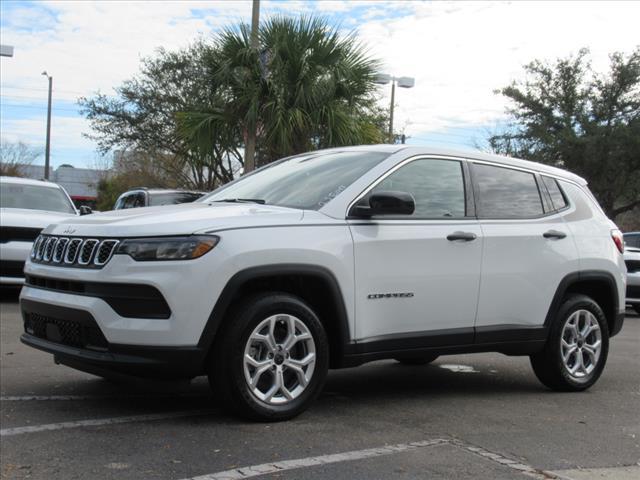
[{"left": 62, "top": 227, "right": 76, "bottom": 235}]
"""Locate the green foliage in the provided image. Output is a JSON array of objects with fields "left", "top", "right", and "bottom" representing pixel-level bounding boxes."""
[
  {"left": 488, "top": 48, "right": 640, "bottom": 220},
  {"left": 79, "top": 41, "right": 242, "bottom": 189},
  {"left": 179, "top": 16, "right": 386, "bottom": 166}
]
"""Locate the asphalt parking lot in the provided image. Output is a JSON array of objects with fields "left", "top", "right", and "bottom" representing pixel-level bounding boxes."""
[{"left": 1, "top": 288, "right": 639, "bottom": 480}]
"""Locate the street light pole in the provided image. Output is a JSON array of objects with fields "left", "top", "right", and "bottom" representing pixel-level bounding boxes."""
[
  {"left": 388, "top": 80, "right": 396, "bottom": 142},
  {"left": 42, "top": 71, "right": 53, "bottom": 180},
  {"left": 244, "top": 0, "right": 260, "bottom": 174},
  {"left": 374, "top": 74, "right": 415, "bottom": 144}
]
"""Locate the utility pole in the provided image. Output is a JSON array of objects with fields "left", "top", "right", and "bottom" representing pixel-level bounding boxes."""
[
  {"left": 244, "top": 0, "right": 260, "bottom": 174},
  {"left": 388, "top": 80, "right": 396, "bottom": 143},
  {"left": 42, "top": 71, "right": 53, "bottom": 180}
]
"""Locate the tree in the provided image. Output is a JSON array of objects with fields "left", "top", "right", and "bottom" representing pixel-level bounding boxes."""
[
  {"left": 488, "top": 48, "right": 640, "bottom": 220},
  {"left": 79, "top": 42, "right": 242, "bottom": 190},
  {"left": 179, "top": 16, "right": 386, "bottom": 167},
  {"left": 0, "top": 140, "right": 41, "bottom": 177}
]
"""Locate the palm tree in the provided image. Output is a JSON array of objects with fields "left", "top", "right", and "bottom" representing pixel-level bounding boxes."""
[{"left": 179, "top": 16, "right": 385, "bottom": 168}]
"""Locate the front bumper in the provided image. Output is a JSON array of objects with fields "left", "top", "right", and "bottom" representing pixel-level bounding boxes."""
[
  {"left": 626, "top": 272, "right": 640, "bottom": 306},
  {"left": 20, "top": 299, "right": 207, "bottom": 379},
  {"left": 0, "top": 240, "right": 32, "bottom": 285}
]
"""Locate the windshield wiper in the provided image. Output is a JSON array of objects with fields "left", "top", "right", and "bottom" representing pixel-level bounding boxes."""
[{"left": 212, "top": 198, "right": 266, "bottom": 204}]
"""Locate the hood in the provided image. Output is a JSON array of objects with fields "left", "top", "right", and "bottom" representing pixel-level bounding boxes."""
[
  {"left": 44, "top": 202, "right": 304, "bottom": 237},
  {"left": 0, "top": 208, "right": 78, "bottom": 230}
]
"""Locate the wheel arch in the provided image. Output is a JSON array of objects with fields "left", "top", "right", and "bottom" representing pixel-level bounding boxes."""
[
  {"left": 545, "top": 270, "right": 622, "bottom": 336},
  {"left": 197, "top": 264, "right": 351, "bottom": 368}
]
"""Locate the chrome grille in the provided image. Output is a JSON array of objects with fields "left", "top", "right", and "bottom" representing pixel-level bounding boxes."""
[
  {"left": 36, "top": 236, "right": 47, "bottom": 260},
  {"left": 31, "top": 235, "right": 119, "bottom": 269},
  {"left": 65, "top": 238, "right": 83, "bottom": 264},
  {"left": 52, "top": 238, "right": 69, "bottom": 263},
  {"left": 94, "top": 240, "right": 119, "bottom": 266},
  {"left": 43, "top": 237, "right": 58, "bottom": 262},
  {"left": 31, "top": 236, "right": 44, "bottom": 259},
  {"left": 78, "top": 239, "right": 99, "bottom": 265}
]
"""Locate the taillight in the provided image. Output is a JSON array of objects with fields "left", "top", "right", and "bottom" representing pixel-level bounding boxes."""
[{"left": 611, "top": 229, "right": 624, "bottom": 254}]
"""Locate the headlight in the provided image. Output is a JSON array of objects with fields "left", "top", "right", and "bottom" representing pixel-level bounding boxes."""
[{"left": 116, "top": 235, "right": 219, "bottom": 261}]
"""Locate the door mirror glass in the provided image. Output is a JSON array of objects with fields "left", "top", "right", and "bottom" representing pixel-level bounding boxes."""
[
  {"left": 79, "top": 205, "right": 92, "bottom": 215},
  {"left": 351, "top": 191, "right": 415, "bottom": 217}
]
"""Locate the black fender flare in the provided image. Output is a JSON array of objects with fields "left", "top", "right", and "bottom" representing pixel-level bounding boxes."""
[
  {"left": 197, "top": 264, "right": 352, "bottom": 362},
  {"left": 544, "top": 270, "right": 621, "bottom": 334}
]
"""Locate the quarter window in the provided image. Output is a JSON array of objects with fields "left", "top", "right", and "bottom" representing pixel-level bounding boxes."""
[
  {"left": 473, "top": 164, "right": 544, "bottom": 218},
  {"left": 369, "top": 159, "right": 466, "bottom": 218},
  {"left": 542, "top": 176, "right": 568, "bottom": 211}
]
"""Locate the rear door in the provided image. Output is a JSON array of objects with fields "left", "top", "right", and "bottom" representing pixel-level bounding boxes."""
[
  {"left": 349, "top": 157, "right": 482, "bottom": 347},
  {"left": 471, "top": 163, "right": 579, "bottom": 338}
]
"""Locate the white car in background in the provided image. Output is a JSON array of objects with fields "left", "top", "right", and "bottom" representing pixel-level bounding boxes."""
[
  {"left": 623, "top": 232, "right": 640, "bottom": 315},
  {"left": 0, "top": 176, "right": 79, "bottom": 285}
]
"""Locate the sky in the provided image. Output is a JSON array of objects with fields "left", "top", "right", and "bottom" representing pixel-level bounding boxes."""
[{"left": 1, "top": 0, "right": 639, "bottom": 169}]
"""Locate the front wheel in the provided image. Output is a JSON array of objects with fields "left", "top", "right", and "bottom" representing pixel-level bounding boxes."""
[
  {"left": 209, "top": 293, "right": 329, "bottom": 421},
  {"left": 530, "top": 294, "right": 609, "bottom": 391}
]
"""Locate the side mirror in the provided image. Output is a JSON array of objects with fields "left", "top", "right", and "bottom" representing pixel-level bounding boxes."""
[
  {"left": 79, "top": 205, "right": 93, "bottom": 215},
  {"left": 350, "top": 191, "right": 415, "bottom": 217}
]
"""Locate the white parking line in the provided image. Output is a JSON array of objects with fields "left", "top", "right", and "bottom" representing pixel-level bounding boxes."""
[
  {"left": 0, "top": 409, "right": 215, "bottom": 437},
  {"left": 181, "top": 438, "right": 560, "bottom": 480},
  {"left": 0, "top": 393, "right": 209, "bottom": 401},
  {"left": 183, "top": 439, "right": 448, "bottom": 480}
]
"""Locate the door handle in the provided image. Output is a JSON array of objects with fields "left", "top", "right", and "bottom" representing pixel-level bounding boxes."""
[
  {"left": 447, "top": 231, "right": 477, "bottom": 242},
  {"left": 543, "top": 230, "right": 567, "bottom": 239}
]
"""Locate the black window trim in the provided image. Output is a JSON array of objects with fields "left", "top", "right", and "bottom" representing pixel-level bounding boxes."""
[
  {"left": 540, "top": 174, "right": 571, "bottom": 214},
  {"left": 346, "top": 155, "right": 475, "bottom": 221},
  {"left": 468, "top": 161, "right": 569, "bottom": 221}
]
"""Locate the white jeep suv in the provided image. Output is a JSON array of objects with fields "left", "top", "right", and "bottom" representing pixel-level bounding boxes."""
[
  {"left": 19, "top": 146, "right": 627, "bottom": 420},
  {"left": 1, "top": 176, "right": 79, "bottom": 285}
]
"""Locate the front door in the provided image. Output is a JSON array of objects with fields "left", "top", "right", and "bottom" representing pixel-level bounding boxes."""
[{"left": 349, "top": 157, "right": 482, "bottom": 349}]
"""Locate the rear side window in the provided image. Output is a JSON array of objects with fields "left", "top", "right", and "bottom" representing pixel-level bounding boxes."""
[
  {"left": 369, "top": 159, "right": 466, "bottom": 218},
  {"left": 542, "top": 176, "right": 568, "bottom": 211},
  {"left": 473, "top": 164, "right": 544, "bottom": 219}
]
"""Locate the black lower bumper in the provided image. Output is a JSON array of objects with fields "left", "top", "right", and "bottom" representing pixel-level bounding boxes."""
[
  {"left": 20, "top": 299, "right": 207, "bottom": 380},
  {"left": 21, "top": 333, "right": 207, "bottom": 379}
]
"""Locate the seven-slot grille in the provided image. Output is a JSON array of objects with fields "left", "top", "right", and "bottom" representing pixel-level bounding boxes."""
[{"left": 31, "top": 235, "right": 119, "bottom": 268}]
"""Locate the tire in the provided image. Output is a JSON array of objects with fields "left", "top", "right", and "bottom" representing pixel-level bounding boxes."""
[
  {"left": 208, "top": 292, "right": 329, "bottom": 421},
  {"left": 395, "top": 354, "right": 439, "bottom": 365},
  {"left": 530, "top": 294, "right": 609, "bottom": 391}
]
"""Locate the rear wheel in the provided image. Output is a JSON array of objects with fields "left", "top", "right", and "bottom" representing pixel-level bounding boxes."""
[
  {"left": 395, "top": 354, "right": 439, "bottom": 366},
  {"left": 530, "top": 294, "right": 609, "bottom": 391},
  {"left": 208, "top": 293, "right": 329, "bottom": 421}
]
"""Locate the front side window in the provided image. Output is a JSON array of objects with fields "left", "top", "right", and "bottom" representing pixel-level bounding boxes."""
[
  {"left": 0, "top": 183, "right": 76, "bottom": 214},
  {"left": 473, "top": 164, "right": 543, "bottom": 218},
  {"left": 368, "top": 159, "right": 466, "bottom": 218},
  {"left": 202, "top": 151, "right": 390, "bottom": 210}
]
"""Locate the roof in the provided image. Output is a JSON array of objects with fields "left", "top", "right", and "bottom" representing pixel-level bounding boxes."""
[
  {"left": 319, "top": 145, "right": 588, "bottom": 185},
  {"left": 0, "top": 176, "right": 63, "bottom": 189}
]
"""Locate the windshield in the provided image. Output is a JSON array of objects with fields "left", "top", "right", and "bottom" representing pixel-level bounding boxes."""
[
  {"left": 202, "top": 151, "right": 390, "bottom": 210},
  {"left": 0, "top": 183, "right": 76, "bottom": 214},
  {"left": 149, "top": 192, "right": 204, "bottom": 206}
]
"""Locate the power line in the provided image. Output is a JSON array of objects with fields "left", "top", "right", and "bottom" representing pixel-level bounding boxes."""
[
  {"left": 1, "top": 85, "right": 89, "bottom": 95},
  {"left": 0, "top": 102, "right": 80, "bottom": 113}
]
